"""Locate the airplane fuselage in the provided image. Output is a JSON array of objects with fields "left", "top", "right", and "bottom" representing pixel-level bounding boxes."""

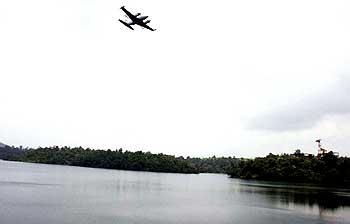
[{"left": 131, "top": 16, "right": 148, "bottom": 25}]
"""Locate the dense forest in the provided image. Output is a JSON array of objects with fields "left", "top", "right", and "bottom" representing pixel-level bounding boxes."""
[
  {"left": 2, "top": 145, "right": 349, "bottom": 186},
  {"left": 187, "top": 156, "right": 238, "bottom": 173},
  {"left": 0, "top": 145, "right": 26, "bottom": 160},
  {"left": 228, "top": 152, "right": 350, "bottom": 187},
  {"left": 0, "top": 146, "right": 237, "bottom": 174}
]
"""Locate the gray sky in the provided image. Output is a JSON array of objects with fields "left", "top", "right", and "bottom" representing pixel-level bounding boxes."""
[{"left": 1, "top": 0, "right": 350, "bottom": 157}]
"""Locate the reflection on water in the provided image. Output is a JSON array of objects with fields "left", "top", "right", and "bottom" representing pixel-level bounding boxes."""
[
  {"left": 238, "top": 181, "right": 350, "bottom": 217},
  {"left": 1, "top": 160, "right": 350, "bottom": 224}
]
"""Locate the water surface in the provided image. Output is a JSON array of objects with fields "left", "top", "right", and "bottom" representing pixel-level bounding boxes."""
[{"left": 0, "top": 160, "right": 349, "bottom": 224}]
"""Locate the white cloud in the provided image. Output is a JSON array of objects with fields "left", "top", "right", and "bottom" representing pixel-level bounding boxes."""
[
  {"left": 248, "top": 75, "right": 350, "bottom": 131},
  {"left": 0, "top": 0, "right": 350, "bottom": 157}
]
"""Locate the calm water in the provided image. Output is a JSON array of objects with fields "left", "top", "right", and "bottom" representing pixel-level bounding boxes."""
[{"left": 0, "top": 160, "right": 349, "bottom": 224}]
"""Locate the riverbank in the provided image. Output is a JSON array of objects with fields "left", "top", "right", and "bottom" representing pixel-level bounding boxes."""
[
  {"left": 228, "top": 152, "right": 350, "bottom": 188},
  {"left": 0, "top": 146, "right": 237, "bottom": 174}
]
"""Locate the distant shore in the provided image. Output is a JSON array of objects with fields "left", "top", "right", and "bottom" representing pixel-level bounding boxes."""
[
  {"left": 0, "top": 146, "right": 237, "bottom": 174},
  {"left": 228, "top": 152, "right": 350, "bottom": 188},
  {"left": 2, "top": 145, "right": 349, "bottom": 188}
]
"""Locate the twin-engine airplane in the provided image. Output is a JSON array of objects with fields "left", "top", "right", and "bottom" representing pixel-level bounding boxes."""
[{"left": 119, "top": 6, "right": 156, "bottom": 31}]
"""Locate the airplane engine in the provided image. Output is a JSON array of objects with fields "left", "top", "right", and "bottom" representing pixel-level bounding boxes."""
[
  {"left": 135, "top": 13, "right": 141, "bottom": 17},
  {"left": 144, "top": 20, "right": 151, "bottom": 24}
]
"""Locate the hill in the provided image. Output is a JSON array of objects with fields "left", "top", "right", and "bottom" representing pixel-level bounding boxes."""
[
  {"left": 0, "top": 144, "right": 26, "bottom": 160},
  {"left": 0, "top": 142, "right": 8, "bottom": 148}
]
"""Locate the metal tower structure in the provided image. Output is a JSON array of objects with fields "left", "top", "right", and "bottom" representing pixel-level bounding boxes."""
[{"left": 316, "top": 139, "right": 327, "bottom": 157}]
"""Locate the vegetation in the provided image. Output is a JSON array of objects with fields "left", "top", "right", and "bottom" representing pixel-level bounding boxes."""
[
  {"left": 2, "top": 145, "right": 349, "bottom": 187},
  {"left": 0, "top": 146, "right": 237, "bottom": 174},
  {"left": 228, "top": 152, "right": 350, "bottom": 187},
  {"left": 187, "top": 156, "right": 238, "bottom": 173},
  {"left": 0, "top": 145, "right": 26, "bottom": 160},
  {"left": 5, "top": 146, "right": 199, "bottom": 173}
]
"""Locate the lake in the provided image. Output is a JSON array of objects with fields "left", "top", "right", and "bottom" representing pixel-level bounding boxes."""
[{"left": 0, "top": 160, "right": 349, "bottom": 224}]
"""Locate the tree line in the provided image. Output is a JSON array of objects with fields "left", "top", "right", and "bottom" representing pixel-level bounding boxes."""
[
  {"left": 0, "top": 146, "right": 237, "bottom": 174},
  {"left": 2, "top": 145, "right": 349, "bottom": 187},
  {"left": 187, "top": 156, "right": 238, "bottom": 173},
  {"left": 228, "top": 152, "right": 350, "bottom": 187}
]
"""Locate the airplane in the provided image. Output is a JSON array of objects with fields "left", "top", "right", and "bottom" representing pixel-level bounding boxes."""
[{"left": 119, "top": 6, "right": 156, "bottom": 31}]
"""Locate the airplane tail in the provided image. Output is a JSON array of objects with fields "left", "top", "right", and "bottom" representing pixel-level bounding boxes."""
[{"left": 119, "top": 19, "right": 134, "bottom": 30}]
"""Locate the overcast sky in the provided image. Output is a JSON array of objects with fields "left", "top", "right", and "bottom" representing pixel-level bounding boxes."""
[{"left": 1, "top": 0, "right": 350, "bottom": 157}]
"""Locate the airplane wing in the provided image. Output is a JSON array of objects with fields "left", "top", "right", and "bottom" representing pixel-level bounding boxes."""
[
  {"left": 138, "top": 22, "right": 156, "bottom": 31},
  {"left": 121, "top": 6, "right": 137, "bottom": 21},
  {"left": 119, "top": 19, "right": 134, "bottom": 30}
]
